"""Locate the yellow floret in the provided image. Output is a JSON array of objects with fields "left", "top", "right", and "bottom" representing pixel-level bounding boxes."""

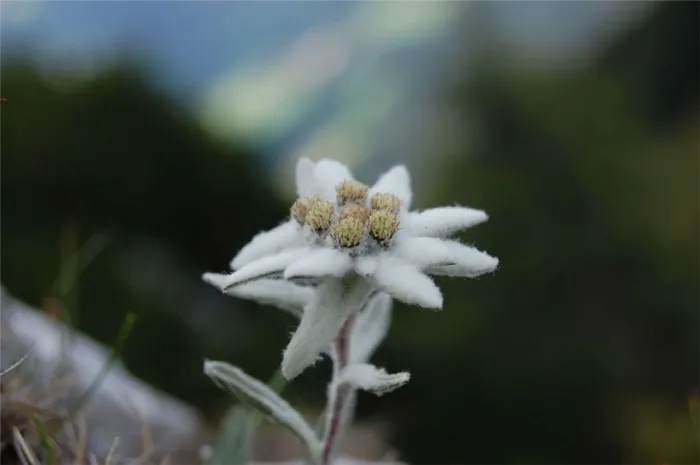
[
  {"left": 336, "top": 180, "right": 369, "bottom": 205},
  {"left": 340, "top": 204, "right": 371, "bottom": 223},
  {"left": 290, "top": 198, "right": 309, "bottom": 224},
  {"left": 304, "top": 198, "right": 334, "bottom": 232},
  {"left": 330, "top": 217, "right": 365, "bottom": 248},
  {"left": 368, "top": 211, "right": 400, "bottom": 242},
  {"left": 370, "top": 192, "right": 401, "bottom": 212}
]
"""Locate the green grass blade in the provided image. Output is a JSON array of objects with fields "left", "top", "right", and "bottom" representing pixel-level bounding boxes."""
[
  {"left": 31, "top": 415, "right": 54, "bottom": 465},
  {"left": 50, "top": 231, "right": 114, "bottom": 358},
  {"left": 69, "top": 312, "right": 137, "bottom": 415}
]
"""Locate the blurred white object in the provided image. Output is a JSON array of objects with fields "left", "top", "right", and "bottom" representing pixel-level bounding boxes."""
[{"left": 0, "top": 287, "right": 205, "bottom": 461}]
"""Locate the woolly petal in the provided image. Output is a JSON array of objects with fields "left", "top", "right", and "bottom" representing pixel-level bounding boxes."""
[
  {"left": 222, "top": 247, "right": 312, "bottom": 290},
  {"left": 225, "top": 280, "right": 313, "bottom": 319},
  {"left": 369, "top": 165, "right": 412, "bottom": 210},
  {"left": 394, "top": 236, "right": 453, "bottom": 268},
  {"left": 424, "top": 240, "right": 499, "bottom": 277},
  {"left": 353, "top": 255, "right": 379, "bottom": 277},
  {"left": 204, "top": 360, "right": 321, "bottom": 458},
  {"left": 314, "top": 159, "right": 354, "bottom": 201},
  {"left": 202, "top": 272, "right": 232, "bottom": 291},
  {"left": 230, "top": 221, "right": 302, "bottom": 270},
  {"left": 371, "top": 256, "right": 443, "bottom": 309},
  {"left": 405, "top": 206, "right": 488, "bottom": 237},
  {"left": 282, "top": 278, "right": 371, "bottom": 379},
  {"left": 336, "top": 363, "right": 410, "bottom": 396},
  {"left": 295, "top": 157, "right": 317, "bottom": 198},
  {"left": 284, "top": 248, "right": 352, "bottom": 280},
  {"left": 350, "top": 292, "right": 393, "bottom": 363}
]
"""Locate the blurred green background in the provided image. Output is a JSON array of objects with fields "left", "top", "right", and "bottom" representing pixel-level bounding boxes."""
[{"left": 1, "top": 1, "right": 698, "bottom": 463}]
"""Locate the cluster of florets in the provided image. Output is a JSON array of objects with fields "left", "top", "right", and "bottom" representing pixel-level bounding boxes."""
[{"left": 290, "top": 180, "right": 402, "bottom": 251}]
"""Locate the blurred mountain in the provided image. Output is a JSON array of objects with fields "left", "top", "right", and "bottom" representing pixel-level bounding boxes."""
[{"left": 2, "top": 2, "right": 653, "bottom": 189}]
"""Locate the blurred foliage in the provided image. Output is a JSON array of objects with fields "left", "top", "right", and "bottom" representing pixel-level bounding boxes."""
[
  {"left": 384, "top": 2, "right": 699, "bottom": 464},
  {"left": 0, "top": 56, "right": 291, "bottom": 416},
  {"left": 598, "top": 0, "right": 699, "bottom": 129}
]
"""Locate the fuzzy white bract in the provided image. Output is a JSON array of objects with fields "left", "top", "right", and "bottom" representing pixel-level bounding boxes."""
[
  {"left": 203, "top": 288, "right": 406, "bottom": 464},
  {"left": 203, "top": 158, "right": 498, "bottom": 380}
]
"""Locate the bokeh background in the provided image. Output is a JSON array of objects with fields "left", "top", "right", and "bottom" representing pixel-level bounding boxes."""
[{"left": 2, "top": 1, "right": 698, "bottom": 463}]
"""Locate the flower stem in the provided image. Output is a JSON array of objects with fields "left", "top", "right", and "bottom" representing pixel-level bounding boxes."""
[{"left": 320, "top": 314, "right": 355, "bottom": 465}]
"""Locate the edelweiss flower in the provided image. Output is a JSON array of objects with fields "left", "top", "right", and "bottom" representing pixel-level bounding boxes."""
[{"left": 204, "top": 157, "right": 498, "bottom": 379}]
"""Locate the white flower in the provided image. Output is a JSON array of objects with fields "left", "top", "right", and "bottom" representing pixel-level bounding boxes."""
[{"left": 204, "top": 157, "right": 498, "bottom": 379}]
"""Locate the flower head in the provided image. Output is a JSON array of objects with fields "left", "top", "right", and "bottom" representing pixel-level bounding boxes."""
[
  {"left": 305, "top": 198, "right": 334, "bottom": 232},
  {"left": 290, "top": 198, "right": 310, "bottom": 224},
  {"left": 367, "top": 211, "right": 400, "bottom": 244},
  {"left": 331, "top": 217, "right": 365, "bottom": 248},
  {"left": 204, "top": 157, "right": 498, "bottom": 380},
  {"left": 339, "top": 204, "right": 371, "bottom": 223},
  {"left": 370, "top": 192, "right": 401, "bottom": 212},
  {"left": 336, "top": 180, "right": 369, "bottom": 205}
]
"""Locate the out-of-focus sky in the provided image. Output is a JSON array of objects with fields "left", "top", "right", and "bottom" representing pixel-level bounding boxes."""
[{"left": 1, "top": 1, "right": 647, "bottom": 190}]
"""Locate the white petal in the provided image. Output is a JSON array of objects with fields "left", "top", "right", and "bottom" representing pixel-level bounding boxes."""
[
  {"left": 282, "top": 277, "right": 372, "bottom": 379},
  {"left": 223, "top": 247, "right": 312, "bottom": 289},
  {"left": 371, "top": 256, "right": 443, "bottom": 309},
  {"left": 224, "top": 280, "right": 313, "bottom": 319},
  {"left": 335, "top": 363, "right": 410, "bottom": 396},
  {"left": 204, "top": 360, "right": 321, "bottom": 459},
  {"left": 284, "top": 248, "right": 352, "bottom": 280},
  {"left": 369, "top": 165, "right": 412, "bottom": 210},
  {"left": 314, "top": 159, "right": 354, "bottom": 201},
  {"left": 350, "top": 292, "right": 392, "bottom": 363},
  {"left": 353, "top": 255, "right": 379, "bottom": 277},
  {"left": 394, "top": 236, "right": 453, "bottom": 268},
  {"left": 405, "top": 206, "right": 488, "bottom": 237},
  {"left": 424, "top": 240, "right": 499, "bottom": 277},
  {"left": 295, "top": 157, "right": 317, "bottom": 198},
  {"left": 202, "top": 272, "right": 231, "bottom": 291},
  {"left": 230, "top": 221, "right": 302, "bottom": 270}
]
